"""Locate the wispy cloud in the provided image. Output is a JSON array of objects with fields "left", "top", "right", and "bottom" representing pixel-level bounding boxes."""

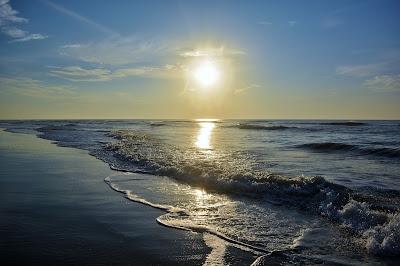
[
  {"left": 288, "top": 20, "right": 297, "bottom": 27},
  {"left": 234, "top": 84, "right": 259, "bottom": 95},
  {"left": 258, "top": 20, "right": 272, "bottom": 26},
  {"left": 41, "top": 0, "right": 118, "bottom": 37},
  {"left": 61, "top": 43, "right": 83, "bottom": 49},
  {"left": 0, "top": 77, "right": 76, "bottom": 98},
  {"left": 59, "top": 37, "right": 174, "bottom": 65},
  {"left": 10, "top": 33, "right": 47, "bottom": 42},
  {"left": 0, "top": 0, "right": 26, "bottom": 23},
  {"left": 57, "top": 39, "right": 244, "bottom": 86},
  {"left": 49, "top": 66, "right": 113, "bottom": 81},
  {"left": 49, "top": 65, "right": 180, "bottom": 82},
  {"left": 179, "top": 47, "right": 245, "bottom": 58},
  {"left": 336, "top": 60, "right": 400, "bottom": 92},
  {"left": 60, "top": 36, "right": 245, "bottom": 69},
  {"left": 336, "top": 63, "right": 383, "bottom": 77},
  {"left": 364, "top": 74, "right": 400, "bottom": 92},
  {"left": 1, "top": 26, "right": 26, "bottom": 38},
  {"left": 0, "top": 0, "right": 47, "bottom": 42}
]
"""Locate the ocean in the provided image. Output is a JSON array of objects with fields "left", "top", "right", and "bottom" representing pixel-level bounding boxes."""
[{"left": 1, "top": 119, "right": 399, "bottom": 265}]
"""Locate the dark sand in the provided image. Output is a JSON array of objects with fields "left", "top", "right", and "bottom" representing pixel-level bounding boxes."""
[{"left": 0, "top": 130, "right": 255, "bottom": 265}]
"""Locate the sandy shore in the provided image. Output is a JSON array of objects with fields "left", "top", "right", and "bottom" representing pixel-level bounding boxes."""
[{"left": 0, "top": 131, "right": 212, "bottom": 265}]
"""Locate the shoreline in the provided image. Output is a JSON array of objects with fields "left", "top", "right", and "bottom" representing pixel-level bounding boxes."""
[
  {"left": 0, "top": 130, "right": 255, "bottom": 265},
  {"left": 2, "top": 124, "right": 398, "bottom": 265}
]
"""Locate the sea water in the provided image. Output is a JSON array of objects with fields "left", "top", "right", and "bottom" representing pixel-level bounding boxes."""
[{"left": 1, "top": 119, "right": 399, "bottom": 264}]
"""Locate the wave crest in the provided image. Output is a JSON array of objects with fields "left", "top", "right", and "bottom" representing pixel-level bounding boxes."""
[
  {"left": 298, "top": 142, "right": 400, "bottom": 158},
  {"left": 237, "top": 124, "right": 294, "bottom": 130}
]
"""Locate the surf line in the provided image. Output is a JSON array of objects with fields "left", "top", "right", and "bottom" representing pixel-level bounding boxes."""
[{"left": 103, "top": 172, "right": 275, "bottom": 256}]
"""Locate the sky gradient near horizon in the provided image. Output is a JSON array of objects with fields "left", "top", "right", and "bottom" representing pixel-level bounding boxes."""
[{"left": 0, "top": 0, "right": 399, "bottom": 119}]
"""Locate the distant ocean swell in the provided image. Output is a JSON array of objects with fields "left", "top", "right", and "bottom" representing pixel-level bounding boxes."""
[
  {"left": 319, "top": 121, "right": 366, "bottom": 126},
  {"left": 298, "top": 142, "right": 400, "bottom": 158},
  {"left": 231, "top": 121, "right": 366, "bottom": 131},
  {"left": 230, "top": 123, "right": 321, "bottom": 131},
  {"left": 236, "top": 124, "right": 295, "bottom": 130},
  {"left": 103, "top": 130, "right": 400, "bottom": 256}
]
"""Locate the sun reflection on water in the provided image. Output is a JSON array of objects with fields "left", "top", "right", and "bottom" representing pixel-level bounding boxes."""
[
  {"left": 195, "top": 121, "right": 215, "bottom": 149},
  {"left": 194, "top": 188, "right": 207, "bottom": 200}
]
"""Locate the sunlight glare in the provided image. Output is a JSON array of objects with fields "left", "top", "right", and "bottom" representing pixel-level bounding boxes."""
[
  {"left": 194, "top": 188, "right": 206, "bottom": 199},
  {"left": 193, "top": 60, "right": 220, "bottom": 88},
  {"left": 195, "top": 121, "right": 215, "bottom": 149}
]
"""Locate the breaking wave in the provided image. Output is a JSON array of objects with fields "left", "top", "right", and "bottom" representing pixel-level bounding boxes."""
[{"left": 101, "top": 130, "right": 400, "bottom": 256}]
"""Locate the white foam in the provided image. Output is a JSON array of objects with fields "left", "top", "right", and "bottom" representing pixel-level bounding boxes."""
[
  {"left": 104, "top": 174, "right": 269, "bottom": 255},
  {"left": 363, "top": 213, "right": 400, "bottom": 256},
  {"left": 291, "top": 228, "right": 327, "bottom": 249},
  {"left": 203, "top": 233, "right": 227, "bottom": 266},
  {"left": 320, "top": 198, "right": 400, "bottom": 256}
]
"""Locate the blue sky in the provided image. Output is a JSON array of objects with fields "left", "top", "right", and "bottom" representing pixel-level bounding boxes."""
[{"left": 0, "top": 0, "right": 399, "bottom": 119}]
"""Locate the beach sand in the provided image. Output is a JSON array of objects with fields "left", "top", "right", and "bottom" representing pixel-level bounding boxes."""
[{"left": 0, "top": 130, "right": 254, "bottom": 265}]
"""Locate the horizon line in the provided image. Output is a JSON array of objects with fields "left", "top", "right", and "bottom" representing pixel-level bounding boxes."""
[{"left": 1, "top": 117, "right": 399, "bottom": 121}]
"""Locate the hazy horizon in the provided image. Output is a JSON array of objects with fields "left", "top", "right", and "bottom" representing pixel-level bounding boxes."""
[{"left": 1, "top": 116, "right": 400, "bottom": 120}]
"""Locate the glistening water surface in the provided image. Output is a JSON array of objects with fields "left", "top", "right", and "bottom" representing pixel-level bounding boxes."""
[{"left": 1, "top": 119, "right": 399, "bottom": 265}]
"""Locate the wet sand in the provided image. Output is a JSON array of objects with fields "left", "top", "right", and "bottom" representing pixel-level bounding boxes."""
[{"left": 0, "top": 130, "right": 226, "bottom": 265}]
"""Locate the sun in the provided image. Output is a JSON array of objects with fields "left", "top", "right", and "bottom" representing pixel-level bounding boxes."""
[{"left": 192, "top": 60, "right": 220, "bottom": 88}]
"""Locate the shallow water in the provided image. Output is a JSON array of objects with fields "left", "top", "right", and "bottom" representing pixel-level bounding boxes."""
[{"left": 1, "top": 119, "right": 399, "bottom": 264}]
